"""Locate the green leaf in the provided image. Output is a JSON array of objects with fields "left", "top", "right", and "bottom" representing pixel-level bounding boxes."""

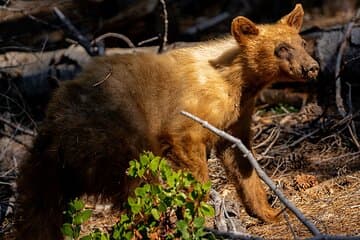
[
  {"left": 190, "top": 190, "right": 198, "bottom": 200},
  {"left": 158, "top": 202, "right": 167, "bottom": 212},
  {"left": 193, "top": 217, "right": 205, "bottom": 229},
  {"left": 80, "top": 236, "right": 92, "bottom": 240},
  {"left": 124, "top": 231, "right": 133, "bottom": 240},
  {"left": 137, "top": 167, "right": 146, "bottom": 178},
  {"left": 72, "top": 199, "right": 85, "bottom": 211},
  {"left": 183, "top": 173, "right": 195, "bottom": 188},
  {"left": 194, "top": 228, "right": 208, "bottom": 239},
  {"left": 184, "top": 208, "right": 193, "bottom": 222},
  {"left": 80, "top": 209, "right": 92, "bottom": 222},
  {"left": 101, "top": 234, "right": 108, "bottom": 240},
  {"left": 73, "top": 209, "right": 92, "bottom": 225},
  {"left": 61, "top": 223, "right": 73, "bottom": 237},
  {"left": 73, "top": 225, "right": 81, "bottom": 238},
  {"left": 159, "top": 159, "right": 171, "bottom": 178},
  {"left": 149, "top": 156, "right": 160, "bottom": 173},
  {"left": 200, "top": 202, "right": 215, "bottom": 217},
  {"left": 151, "top": 185, "right": 161, "bottom": 195},
  {"left": 151, "top": 208, "right": 161, "bottom": 220},
  {"left": 135, "top": 186, "right": 147, "bottom": 198},
  {"left": 112, "top": 229, "right": 120, "bottom": 239},
  {"left": 201, "top": 181, "right": 211, "bottom": 193},
  {"left": 120, "top": 214, "right": 130, "bottom": 224},
  {"left": 139, "top": 153, "right": 150, "bottom": 167},
  {"left": 176, "top": 220, "right": 190, "bottom": 239},
  {"left": 128, "top": 197, "right": 142, "bottom": 214}
]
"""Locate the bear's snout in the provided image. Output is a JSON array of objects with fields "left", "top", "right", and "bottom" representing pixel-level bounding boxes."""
[{"left": 302, "top": 61, "right": 319, "bottom": 80}]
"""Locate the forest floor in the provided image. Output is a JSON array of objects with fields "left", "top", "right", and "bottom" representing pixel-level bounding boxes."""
[{"left": 1, "top": 102, "right": 359, "bottom": 239}]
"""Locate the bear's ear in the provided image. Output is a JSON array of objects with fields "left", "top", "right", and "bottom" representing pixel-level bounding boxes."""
[
  {"left": 279, "top": 4, "right": 304, "bottom": 32},
  {"left": 231, "top": 16, "right": 259, "bottom": 43}
]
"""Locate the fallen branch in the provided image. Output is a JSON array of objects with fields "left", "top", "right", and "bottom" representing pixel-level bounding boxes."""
[
  {"left": 53, "top": 7, "right": 97, "bottom": 56},
  {"left": 204, "top": 228, "right": 263, "bottom": 240},
  {"left": 0, "top": 116, "right": 36, "bottom": 136},
  {"left": 180, "top": 110, "right": 322, "bottom": 236}
]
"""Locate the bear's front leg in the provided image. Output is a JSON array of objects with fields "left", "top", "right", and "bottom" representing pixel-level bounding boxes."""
[
  {"left": 219, "top": 146, "right": 280, "bottom": 222},
  {"left": 162, "top": 133, "right": 209, "bottom": 183},
  {"left": 217, "top": 112, "right": 280, "bottom": 222}
]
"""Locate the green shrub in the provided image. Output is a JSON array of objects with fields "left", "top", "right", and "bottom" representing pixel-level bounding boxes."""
[{"left": 62, "top": 152, "right": 215, "bottom": 240}]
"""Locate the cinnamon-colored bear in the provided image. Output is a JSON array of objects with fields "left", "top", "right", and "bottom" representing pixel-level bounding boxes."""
[{"left": 16, "top": 4, "right": 318, "bottom": 239}]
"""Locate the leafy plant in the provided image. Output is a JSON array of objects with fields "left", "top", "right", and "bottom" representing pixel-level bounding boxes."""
[
  {"left": 61, "top": 152, "right": 215, "bottom": 240},
  {"left": 61, "top": 198, "right": 109, "bottom": 240}
]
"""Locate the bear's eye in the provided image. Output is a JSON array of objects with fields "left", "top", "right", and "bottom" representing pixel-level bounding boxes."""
[
  {"left": 275, "top": 42, "right": 292, "bottom": 59},
  {"left": 302, "top": 40, "right": 307, "bottom": 48}
]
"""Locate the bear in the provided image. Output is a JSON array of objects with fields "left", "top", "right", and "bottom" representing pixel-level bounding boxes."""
[{"left": 15, "top": 4, "right": 318, "bottom": 239}]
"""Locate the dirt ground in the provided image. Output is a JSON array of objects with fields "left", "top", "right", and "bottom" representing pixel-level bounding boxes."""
[{"left": 1, "top": 102, "right": 360, "bottom": 239}]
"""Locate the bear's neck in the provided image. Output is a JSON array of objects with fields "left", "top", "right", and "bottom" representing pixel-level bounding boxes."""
[{"left": 209, "top": 45, "right": 271, "bottom": 105}]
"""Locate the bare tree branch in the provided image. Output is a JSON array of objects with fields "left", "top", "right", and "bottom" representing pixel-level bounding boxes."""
[
  {"left": 158, "top": 0, "right": 168, "bottom": 53},
  {"left": 53, "top": 7, "right": 98, "bottom": 56},
  {"left": 0, "top": 116, "right": 36, "bottom": 137},
  {"left": 92, "top": 33, "right": 135, "bottom": 48}
]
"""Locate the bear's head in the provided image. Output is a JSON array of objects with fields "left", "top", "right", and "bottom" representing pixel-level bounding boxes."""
[{"left": 231, "top": 4, "right": 319, "bottom": 84}]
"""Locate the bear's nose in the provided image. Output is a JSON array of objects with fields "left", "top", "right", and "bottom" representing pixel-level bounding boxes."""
[{"left": 303, "top": 62, "right": 319, "bottom": 79}]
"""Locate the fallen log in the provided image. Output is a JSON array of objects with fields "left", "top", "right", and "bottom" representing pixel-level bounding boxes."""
[{"left": 0, "top": 0, "right": 159, "bottom": 52}]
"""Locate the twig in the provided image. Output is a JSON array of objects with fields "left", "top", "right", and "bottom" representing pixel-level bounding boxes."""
[
  {"left": 205, "top": 228, "right": 263, "bottom": 240},
  {"left": 306, "top": 235, "right": 360, "bottom": 240},
  {"left": 180, "top": 110, "right": 322, "bottom": 236},
  {"left": 210, "top": 189, "right": 228, "bottom": 231},
  {"left": 347, "top": 124, "right": 360, "bottom": 149},
  {"left": 0, "top": 93, "right": 37, "bottom": 130},
  {"left": 335, "top": 9, "right": 360, "bottom": 117},
  {"left": 0, "top": 181, "right": 12, "bottom": 186},
  {"left": 53, "top": 7, "right": 97, "bottom": 56},
  {"left": 138, "top": 36, "right": 159, "bottom": 46},
  {"left": 92, "top": 65, "right": 113, "bottom": 87},
  {"left": 253, "top": 127, "right": 278, "bottom": 149},
  {"left": 0, "top": 116, "right": 36, "bottom": 136},
  {"left": 92, "top": 32, "right": 135, "bottom": 48},
  {"left": 284, "top": 212, "right": 299, "bottom": 240},
  {"left": 315, "top": 151, "right": 360, "bottom": 163},
  {"left": 330, "top": 110, "right": 360, "bottom": 130},
  {"left": 0, "top": 130, "right": 31, "bottom": 150},
  {"left": 158, "top": 0, "right": 168, "bottom": 53},
  {"left": 286, "top": 129, "right": 320, "bottom": 148},
  {"left": 260, "top": 128, "right": 280, "bottom": 156},
  {"left": 345, "top": 82, "right": 360, "bottom": 149},
  {"left": 222, "top": 197, "right": 237, "bottom": 232}
]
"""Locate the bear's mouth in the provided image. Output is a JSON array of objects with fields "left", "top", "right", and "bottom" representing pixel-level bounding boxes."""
[{"left": 301, "top": 67, "right": 318, "bottom": 81}]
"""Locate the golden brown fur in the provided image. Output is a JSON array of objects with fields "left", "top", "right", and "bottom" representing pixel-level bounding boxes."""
[{"left": 16, "top": 4, "right": 318, "bottom": 239}]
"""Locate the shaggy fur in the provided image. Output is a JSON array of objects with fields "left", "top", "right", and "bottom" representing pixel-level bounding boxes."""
[{"left": 16, "top": 4, "right": 318, "bottom": 239}]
